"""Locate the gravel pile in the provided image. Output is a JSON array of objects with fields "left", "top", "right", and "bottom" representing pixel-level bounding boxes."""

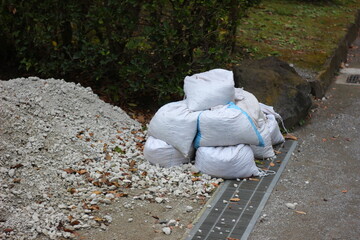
[{"left": 0, "top": 77, "right": 223, "bottom": 239}]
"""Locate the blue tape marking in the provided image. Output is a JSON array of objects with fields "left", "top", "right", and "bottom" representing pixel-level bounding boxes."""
[
  {"left": 194, "top": 112, "right": 203, "bottom": 149},
  {"left": 227, "top": 102, "right": 264, "bottom": 147}
]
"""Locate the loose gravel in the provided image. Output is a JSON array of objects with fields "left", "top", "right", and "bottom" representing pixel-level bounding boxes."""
[{"left": 0, "top": 77, "right": 223, "bottom": 239}]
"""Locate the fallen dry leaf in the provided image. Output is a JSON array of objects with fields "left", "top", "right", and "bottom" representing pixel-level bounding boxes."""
[
  {"left": 249, "top": 178, "right": 260, "bottom": 182},
  {"left": 230, "top": 198, "right": 241, "bottom": 202},
  {"left": 192, "top": 177, "right": 201, "bottom": 182},
  {"left": 105, "top": 154, "right": 112, "bottom": 160},
  {"left": 211, "top": 183, "right": 219, "bottom": 187},
  {"left": 187, "top": 224, "right": 193, "bottom": 229},
  {"left": 129, "top": 160, "right": 136, "bottom": 168},
  {"left": 92, "top": 190, "right": 102, "bottom": 195},
  {"left": 269, "top": 162, "right": 275, "bottom": 167},
  {"left": 274, "top": 150, "right": 282, "bottom": 155},
  {"left": 3, "top": 228, "right": 14, "bottom": 233},
  {"left": 94, "top": 217, "right": 104, "bottom": 222},
  {"left": 342, "top": 190, "right": 348, "bottom": 193},
  {"left": 68, "top": 188, "right": 77, "bottom": 194},
  {"left": 226, "top": 238, "right": 240, "bottom": 240},
  {"left": 13, "top": 178, "right": 21, "bottom": 183},
  {"left": 276, "top": 160, "right": 282, "bottom": 163},
  {"left": 136, "top": 136, "right": 145, "bottom": 141},
  {"left": 63, "top": 168, "right": 76, "bottom": 174},
  {"left": 70, "top": 220, "right": 80, "bottom": 226},
  {"left": 11, "top": 163, "right": 24, "bottom": 169},
  {"left": 295, "top": 210, "right": 307, "bottom": 215},
  {"left": 77, "top": 169, "right": 87, "bottom": 175},
  {"left": 284, "top": 134, "right": 298, "bottom": 140},
  {"left": 88, "top": 205, "right": 100, "bottom": 211},
  {"left": 322, "top": 138, "right": 327, "bottom": 142},
  {"left": 115, "top": 193, "right": 128, "bottom": 198}
]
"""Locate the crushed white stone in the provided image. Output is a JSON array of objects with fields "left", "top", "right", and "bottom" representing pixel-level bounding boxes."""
[{"left": 0, "top": 77, "right": 223, "bottom": 240}]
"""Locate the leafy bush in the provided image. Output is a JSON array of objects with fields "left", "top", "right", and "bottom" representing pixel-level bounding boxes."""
[{"left": 1, "top": 0, "right": 260, "bottom": 104}]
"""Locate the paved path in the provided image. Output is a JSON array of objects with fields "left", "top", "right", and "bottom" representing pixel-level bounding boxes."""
[{"left": 248, "top": 34, "right": 360, "bottom": 240}]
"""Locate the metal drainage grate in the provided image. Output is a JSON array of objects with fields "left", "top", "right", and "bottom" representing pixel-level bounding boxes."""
[
  {"left": 346, "top": 74, "right": 360, "bottom": 84},
  {"left": 186, "top": 140, "right": 297, "bottom": 240}
]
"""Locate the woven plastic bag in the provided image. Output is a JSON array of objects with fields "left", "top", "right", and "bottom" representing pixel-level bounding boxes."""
[
  {"left": 194, "top": 102, "right": 264, "bottom": 148},
  {"left": 250, "top": 119, "right": 275, "bottom": 159},
  {"left": 148, "top": 100, "right": 199, "bottom": 158},
  {"left": 235, "top": 88, "right": 265, "bottom": 128},
  {"left": 144, "top": 136, "right": 190, "bottom": 168},
  {"left": 184, "top": 69, "right": 235, "bottom": 111},
  {"left": 267, "top": 114, "right": 285, "bottom": 145},
  {"left": 195, "top": 144, "right": 260, "bottom": 179},
  {"left": 259, "top": 103, "right": 285, "bottom": 145}
]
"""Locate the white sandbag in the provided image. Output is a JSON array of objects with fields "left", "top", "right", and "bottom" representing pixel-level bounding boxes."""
[
  {"left": 259, "top": 103, "right": 282, "bottom": 120},
  {"left": 194, "top": 102, "right": 264, "bottom": 148},
  {"left": 195, "top": 144, "right": 260, "bottom": 179},
  {"left": 250, "top": 119, "right": 275, "bottom": 159},
  {"left": 184, "top": 69, "right": 235, "bottom": 111},
  {"left": 259, "top": 103, "right": 285, "bottom": 145},
  {"left": 148, "top": 100, "right": 199, "bottom": 158},
  {"left": 144, "top": 136, "right": 189, "bottom": 168},
  {"left": 235, "top": 88, "right": 265, "bottom": 127},
  {"left": 267, "top": 114, "right": 285, "bottom": 145}
]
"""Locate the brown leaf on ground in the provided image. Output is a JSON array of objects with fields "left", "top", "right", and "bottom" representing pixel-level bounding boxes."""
[
  {"left": 88, "top": 205, "right": 100, "bottom": 211},
  {"left": 284, "top": 134, "right": 298, "bottom": 140},
  {"left": 115, "top": 193, "right": 128, "bottom": 198},
  {"left": 322, "top": 138, "right": 327, "bottom": 142},
  {"left": 274, "top": 150, "right": 282, "bottom": 155},
  {"left": 295, "top": 210, "right": 307, "bottom": 215},
  {"left": 249, "top": 178, "right": 260, "bottom": 181},
  {"left": 192, "top": 177, "right": 201, "bottom": 182},
  {"left": 13, "top": 178, "right": 21, "bottom": 183},
  {"left": 230, "top": 198, "right": 241, "bottom": 202},
  {"left": 136, "top": 115, "right": 146, "bottom": 123},
  {"left": 70, "top": 220, "right": 80, "bottom": 226},
  {"left": 76, "top": 169, "right": 87, "bottom": 175},
  {"left": 94, "top": 217, "right": 104, "bottom": 222},
  {"left": 105, "top": 154, "right": 112, "bottom": 160},
  {"left": 270, "top": 162, "right": 275, "bottom": 167},
  {"left": 63, "top": 168, "right": 76, "bottom": 174},
  {"left": 129, "top": 160, "right": 136, "bottom": 168},
  {"left": 68, "top": 188, "right": 77, "bottom": 194},
  {"left": 226, "top": 238, "right": 240, "bottom": 240},
  {"left": 92, "top": 190, "right": 102, "bottom": 195},
  {"left": 342, "top": 190, "right": 348, "bottom": 193},
  {"left": 3, "top": 228, "right": 14, "bottom": 233},
  {"left": 136, "top": 136, "right": 145, "bottom": 141},
  {"left": 11, "top": 163, "right": 24, "bottom": 169}
]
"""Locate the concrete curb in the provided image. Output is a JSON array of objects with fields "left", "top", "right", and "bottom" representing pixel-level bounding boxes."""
[{"left": 311, "top": 9, "right": 360, "bottom": 98}]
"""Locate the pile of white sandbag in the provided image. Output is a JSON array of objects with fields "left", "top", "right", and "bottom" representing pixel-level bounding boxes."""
[{"left": 144, "top": 69, "right": 285, "bottom": 179}]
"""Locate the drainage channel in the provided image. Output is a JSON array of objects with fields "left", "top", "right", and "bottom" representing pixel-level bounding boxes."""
[{"left": 186, "top": 140, "right": 297, "bottom": 240}]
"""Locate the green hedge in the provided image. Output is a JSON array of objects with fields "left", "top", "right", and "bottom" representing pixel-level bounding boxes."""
[{"left": 1, "top": 0, "right": 260, "bottom": 104}]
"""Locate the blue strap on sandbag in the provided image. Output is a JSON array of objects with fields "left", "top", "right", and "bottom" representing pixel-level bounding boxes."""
[
  {"left": 194, "top": 112, "right": 203, "bottom": 149},
  {"left": 194, "top": 103, "right": 265, "bottom": 148},
  {"left": 227, "top": 102, "right": 265, "bottom": 147}
]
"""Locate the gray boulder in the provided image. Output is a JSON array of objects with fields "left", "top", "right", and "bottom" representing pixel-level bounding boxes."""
[{"left": 232, "top": 57, "right": 312, "bottom": 129}]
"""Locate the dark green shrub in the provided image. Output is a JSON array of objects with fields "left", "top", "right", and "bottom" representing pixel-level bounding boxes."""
[{"left": 1, "top": 0, "right": 260, "bottom": 104}]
